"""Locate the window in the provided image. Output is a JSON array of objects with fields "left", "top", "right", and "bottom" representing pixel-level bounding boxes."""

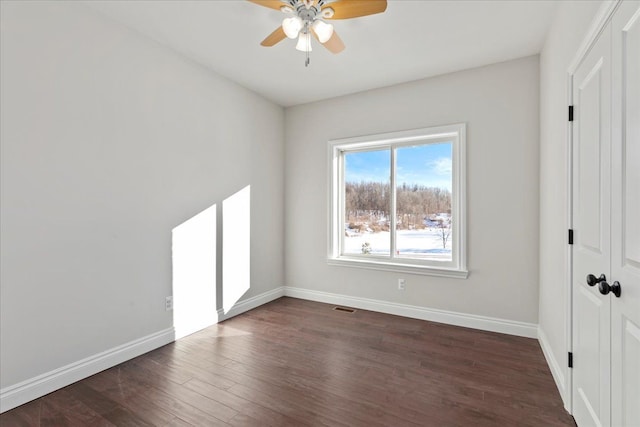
[{"left": 328, "top": 124, "right": 467, "bottom": 278}]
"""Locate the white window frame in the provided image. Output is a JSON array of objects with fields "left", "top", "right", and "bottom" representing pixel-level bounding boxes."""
[{"left": 328, "top": 124, "right": 468, "bottom": 278}]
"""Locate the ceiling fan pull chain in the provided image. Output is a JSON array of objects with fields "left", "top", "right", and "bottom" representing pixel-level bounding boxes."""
[{"left": 305, "top": 21, "right": 310, "bottom": 67}]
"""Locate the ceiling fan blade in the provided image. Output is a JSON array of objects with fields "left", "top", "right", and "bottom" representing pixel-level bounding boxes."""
[
  {"left": 323, "top": 31, "right": 345, "bottom": 53},
  {"left": 323, "top": 0, "right": 387, "bottom": 19},
  {"left": 261, "top": 26, "right": 287, "bottom": 46},
  {"left": 312, "top": 29, "right": 345, "bottom": 54},
  {"left": 248, "top": 0, "right": 288, "bottom": 11}
]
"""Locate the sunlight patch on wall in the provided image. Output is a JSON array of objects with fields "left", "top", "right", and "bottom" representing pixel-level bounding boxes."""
[
  {"left": 172, "top": 204, "right": 217, "bottom": 339},
  {"left": 223, "top": 186, "right": 251, "bottom": 314}
]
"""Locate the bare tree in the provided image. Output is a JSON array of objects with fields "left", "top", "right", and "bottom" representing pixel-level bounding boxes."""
[
  {"left": 438, "top": 219, "right": 452, "bottom": 249},
  {"left": 346, "top": 181, "right": 451, "bottom": 232}
]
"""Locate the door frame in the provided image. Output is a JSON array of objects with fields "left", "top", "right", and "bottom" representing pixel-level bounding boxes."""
[{"left": 565, "top": 0, "right": 621, "bottom": 415}]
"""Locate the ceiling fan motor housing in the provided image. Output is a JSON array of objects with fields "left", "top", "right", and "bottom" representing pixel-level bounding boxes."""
[{"left": 297, "top": 7, "right": 318, "bottom": 23}]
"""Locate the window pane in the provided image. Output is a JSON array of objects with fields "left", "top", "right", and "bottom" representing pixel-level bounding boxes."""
[
  {"left": 396, "top": 143, "right": 452, "bottom": 261},
  {"left": 343, "top": 149, "right": 390, "bottom": 256}
]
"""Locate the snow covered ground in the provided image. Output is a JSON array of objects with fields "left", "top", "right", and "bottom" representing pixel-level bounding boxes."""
[{"left": 343, "top": 229, "right": 452, "bottom": 261}]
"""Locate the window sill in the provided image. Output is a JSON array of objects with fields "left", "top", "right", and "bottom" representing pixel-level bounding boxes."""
[{"left": 327, "top": 257, "right": 469, "bottom": 279}]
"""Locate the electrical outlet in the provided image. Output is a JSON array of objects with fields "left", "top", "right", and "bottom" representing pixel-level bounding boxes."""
[
  {"left": 165, "top": 296, "right": 173, "bottom": 311},
  {"left": 398, "top": 279, "right": 406, "bottom": 291}
]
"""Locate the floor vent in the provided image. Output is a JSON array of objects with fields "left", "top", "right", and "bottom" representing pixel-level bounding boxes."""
[{"left": 333, "top": 306, "right": 356, "bottom": 313}]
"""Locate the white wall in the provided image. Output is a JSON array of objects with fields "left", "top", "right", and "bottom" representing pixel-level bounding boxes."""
[
  {"left": 285, "top": 56, "right": 540, "bottom": 325},
  {"left": 538, "top": 0, "right": 604, "bottom": 406},
  {"left": 0, "top": 0, "right": 284, "bottom": 390}
]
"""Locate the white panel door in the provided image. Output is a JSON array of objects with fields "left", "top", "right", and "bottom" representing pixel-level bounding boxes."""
[
  {"left": 572, "top": 22, "right": 612, "bottom": 427},
  {"left": 611, "top": 2, "right": 640, "bottom": 426}
]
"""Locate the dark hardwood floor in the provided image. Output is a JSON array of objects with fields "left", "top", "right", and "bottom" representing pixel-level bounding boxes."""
[{"left": 1, "top": 297, "right": 573, "bottom": 426}]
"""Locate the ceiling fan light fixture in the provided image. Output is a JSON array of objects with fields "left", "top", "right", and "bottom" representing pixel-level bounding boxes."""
[
  {"left": 296, "top": 32, "right": 312, "bottom": 52},
  {"left": 312, "top": 19, "right": 334, "bottom": 43},
  {"left": 282, "top": 16, "right": 303, "bottom": 39},
  {"left": 250, "top": 0, "right": 387, "bottom": 65}
]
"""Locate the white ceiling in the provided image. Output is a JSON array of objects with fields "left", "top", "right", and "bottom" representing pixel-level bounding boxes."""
[{"left": 87, "top": 0, "right": 558, "bottom": 107}]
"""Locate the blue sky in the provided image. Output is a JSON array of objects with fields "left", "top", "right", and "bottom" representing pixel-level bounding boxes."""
[{"left": 345, "top": 142, "right": 452, "bottom": 191}]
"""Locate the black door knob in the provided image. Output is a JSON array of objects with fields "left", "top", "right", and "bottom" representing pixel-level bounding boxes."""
[
  {"left": 587, "top": 274, "right": 606, "bottom": 286},
  {"left": 598, "top": 281, "right": 622, "bottom": 298}
]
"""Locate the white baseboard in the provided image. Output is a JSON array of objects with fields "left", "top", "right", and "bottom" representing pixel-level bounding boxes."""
[
  {"left": 0, "top": 286, "right": 545, "bottom": 414},
  {"left": 217, "top": 286, "right": 285, "bottom": 322},
  {"left": 538, "top": 326, "right": 567, "bottom": 408},
  {"left": 0, "top": 327, "right": 175, "bottom": 413},
  {"left": 283, "top": 286, "right": 538, "bottom": 338},
  {"left": 0, "top": 286, "right": 285, "bottom": 413}
]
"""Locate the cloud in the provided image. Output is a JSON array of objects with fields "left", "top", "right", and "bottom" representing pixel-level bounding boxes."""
[{"left": 430, "top": 157, "right": 452, "bottom": 176}]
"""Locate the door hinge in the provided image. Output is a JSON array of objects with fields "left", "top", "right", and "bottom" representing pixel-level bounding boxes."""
[
  {"left": 568, "top": 105, "right": 574, "bottom": 122},
  {"left": 568, "top": 352, "right": 573, "bottom": 368},
  {"left": 568, "top": 229, "right": 574, "bottom": 245}
]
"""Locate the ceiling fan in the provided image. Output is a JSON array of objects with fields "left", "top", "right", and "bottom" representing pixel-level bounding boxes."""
[{"left": 249, "top": 0, "right": 387, "bottom": 66}]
